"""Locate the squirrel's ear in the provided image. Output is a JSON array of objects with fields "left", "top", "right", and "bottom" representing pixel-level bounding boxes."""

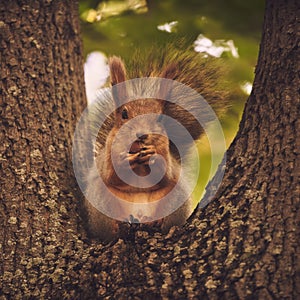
[
  {"left": 108, "top": 56, "right": 127, "bottom": 85},
  {"left": 108, "top": 56, "right": 127, "bottom": 106}
]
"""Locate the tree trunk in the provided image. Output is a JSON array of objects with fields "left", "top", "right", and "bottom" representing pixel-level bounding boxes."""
[
  {"left": 0, "top": 1, "right": 87, "bottom": 298},
  {"left": 0, "top": 0, "right": 299, "bottom": 299}
]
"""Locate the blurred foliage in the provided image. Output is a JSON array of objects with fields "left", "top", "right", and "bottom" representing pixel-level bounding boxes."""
[{"left": 79, "top": 0, "right": 265, "bottom": 201}]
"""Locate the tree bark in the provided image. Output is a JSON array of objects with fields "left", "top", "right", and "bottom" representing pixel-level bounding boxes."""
[
  {"left": 0, "top": 0, "right": 299, "bottom": 300},
  {"left": 0, "top": 1, "right": 87, "bottom": 298}
]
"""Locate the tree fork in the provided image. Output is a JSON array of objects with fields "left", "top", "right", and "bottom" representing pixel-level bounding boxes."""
[{"left": 0, "top": 0, "right": 299, "bottom": 299}]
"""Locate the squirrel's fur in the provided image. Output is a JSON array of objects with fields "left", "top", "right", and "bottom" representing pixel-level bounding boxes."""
[{"left": 84, "top": 46, "right": 229, "bottom": 242}]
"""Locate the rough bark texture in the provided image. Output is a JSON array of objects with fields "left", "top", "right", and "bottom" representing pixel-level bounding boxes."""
[
  {"left": 0, "top": 0, "right": 299, "bottom": 300},
  {"left": 0, "top": 1, "right": 87, "bottom": 298}
]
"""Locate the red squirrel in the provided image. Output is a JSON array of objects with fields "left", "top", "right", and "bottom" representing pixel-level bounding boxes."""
[{"left": 83, "top": 48, "right": 228, "bottom": 241}]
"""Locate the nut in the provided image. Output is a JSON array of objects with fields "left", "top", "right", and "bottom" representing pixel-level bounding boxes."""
[{"left": 129, "top": 141, "right": 142, "bottom": 154}]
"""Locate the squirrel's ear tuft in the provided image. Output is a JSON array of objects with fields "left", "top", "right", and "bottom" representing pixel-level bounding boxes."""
[
  {"left": 109, "top": 56, "right": 127, "bottom": 85},
  {"left": 109, "top": 56, "right": 127, "bottom": 106}
]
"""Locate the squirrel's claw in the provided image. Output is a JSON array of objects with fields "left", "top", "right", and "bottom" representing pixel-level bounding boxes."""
[
  {"left": 119, "top": 151, "right": 140, "bottom": 165},
  {"left": 136, "top": 145, "right": 156, "bottom": 165}
]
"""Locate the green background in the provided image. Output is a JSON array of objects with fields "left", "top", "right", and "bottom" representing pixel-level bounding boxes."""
[{"left": 79, "top": 0, "right": 265, "bottom": 202}]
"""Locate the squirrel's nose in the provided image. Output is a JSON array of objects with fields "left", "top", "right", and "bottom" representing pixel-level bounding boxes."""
[{"left": 136, "top": 133, "right": 148, "bottom": 140}]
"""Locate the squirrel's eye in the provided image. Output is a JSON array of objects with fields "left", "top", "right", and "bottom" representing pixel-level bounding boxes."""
[{"left": 122, "top": 109, "right": 128, "bottom": 119}]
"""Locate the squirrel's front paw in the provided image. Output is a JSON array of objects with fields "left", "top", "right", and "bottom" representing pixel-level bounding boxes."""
[
  {"left": 119, "top": 151, "right": 140, "bottom": 167},
  {"left": 120, "top": 145, "right": 156, "bottom": 167},
  {"left": 137, "top": 145, "right": 156, "bottom": 165}
]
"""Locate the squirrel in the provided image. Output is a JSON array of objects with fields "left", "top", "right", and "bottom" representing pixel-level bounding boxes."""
[{"left": 83, "top": 45, "right": 228, "bottom": 242}]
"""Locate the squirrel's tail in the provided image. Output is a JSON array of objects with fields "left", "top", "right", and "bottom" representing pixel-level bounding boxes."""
[{"left": 125, "top": 41, "right": 230, "bottom": 117}]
